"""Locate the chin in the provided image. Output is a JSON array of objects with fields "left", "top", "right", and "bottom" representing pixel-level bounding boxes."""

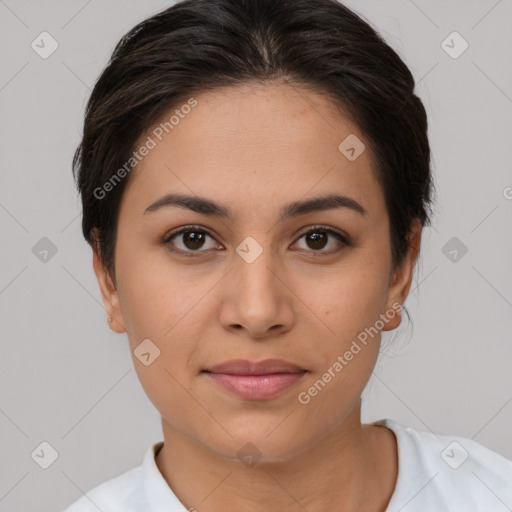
[{"left": 200, "top": 418, "right": 312, "bottom": 465}]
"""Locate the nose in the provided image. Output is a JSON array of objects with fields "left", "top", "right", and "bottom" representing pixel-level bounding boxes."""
[{"left": 218, "top": 245, "right": 295, "bottom": 340}]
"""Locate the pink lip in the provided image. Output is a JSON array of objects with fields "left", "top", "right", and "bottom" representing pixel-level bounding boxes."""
[
  {"left": 206, "top": 372, "right": 306, "bottom": 400},
  {"left": 205, "top": 358, "right": 305, "bottom": 375},
  {"left": 203, "top": 359, "right": 307, "bottom": 400}
]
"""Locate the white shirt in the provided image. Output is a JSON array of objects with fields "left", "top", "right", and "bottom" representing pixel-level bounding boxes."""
[{"left": 61, "top": 418, "right": 512, "bottom": 511}]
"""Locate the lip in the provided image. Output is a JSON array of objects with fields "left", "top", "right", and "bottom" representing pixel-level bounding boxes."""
[
  {"left": 203, "top": 359, "right": 307, "bottom": 400},
  {"left": 205, "top": 358, "right": 305, "bottom": 375}
]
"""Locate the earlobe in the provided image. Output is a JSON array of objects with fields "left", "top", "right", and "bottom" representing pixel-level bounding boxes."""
[
  {"left": 382, "top": 219, "right": 422, "bottom": 331},
  {"left": 91, "top": 245, "right": 126, "bottom": 334}
]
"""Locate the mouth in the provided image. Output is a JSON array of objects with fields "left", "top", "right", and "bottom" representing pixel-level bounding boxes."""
[{"left": 202, "top": 359, "right": 307, "bottom": 400}]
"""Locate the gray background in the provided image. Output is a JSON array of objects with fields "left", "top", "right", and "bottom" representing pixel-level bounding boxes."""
[{"left": 0, "top": 1, "right": 511, "bottom": 511}]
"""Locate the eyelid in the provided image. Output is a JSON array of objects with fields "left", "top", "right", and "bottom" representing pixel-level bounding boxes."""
[
  {"left": 162, "top": 224, "right": 220, "bottom": 248},
  {"left": 161, "top": 225, "right": 221, "bottom": 259},
  {"left": 294, "top": 224, "right": 350, "bottom": 244}
]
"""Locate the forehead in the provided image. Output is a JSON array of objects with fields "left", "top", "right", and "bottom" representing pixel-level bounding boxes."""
[{"left": 124, "top": 81, "right": 385, "bottom": 221}]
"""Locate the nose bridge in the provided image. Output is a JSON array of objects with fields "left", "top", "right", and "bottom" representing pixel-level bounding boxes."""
[
  {"left": 219, "top": 235, "right": 294, "bottom": 336},
  {"left": 235, "top": 236, "right": 280, "bottom": 306}
]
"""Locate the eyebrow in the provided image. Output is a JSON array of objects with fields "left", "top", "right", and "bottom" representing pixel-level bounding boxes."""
[{"left": 144, "top": 193, "right": 367, "bottom": 220}]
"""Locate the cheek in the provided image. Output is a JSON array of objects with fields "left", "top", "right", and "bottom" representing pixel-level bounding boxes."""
[
  {"left": 313, "top": 263, "right": 390, "bottom": 340},
  {"left": 115, "top": 242, "right": 217, "bottom": 384},
  {"left": 114, "top": 250, "right": 206, "bottom": 414},
  {"left": 115, "top": 241, "right": 191, "bottom": 337},
  {"left": 296, "top": 272, "right": 386, "bottom": 413},
  {"left": 301, "top": 259, "right": 389, "bottom": 396}
]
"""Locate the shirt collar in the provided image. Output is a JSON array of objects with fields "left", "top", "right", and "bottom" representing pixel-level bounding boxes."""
[
  {"left": 371, "top": 418, "right": 419, "bottom": 511},
  {"left": 142, "top": 441, "right": 189, "bottom": 511}
]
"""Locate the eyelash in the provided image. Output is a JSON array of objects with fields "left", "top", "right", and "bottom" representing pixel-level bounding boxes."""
[{"left": 161, "top": 224, "right": 350, "bottom": 258}]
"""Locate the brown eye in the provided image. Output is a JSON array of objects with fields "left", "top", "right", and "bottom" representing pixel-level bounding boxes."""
[
  {"left": 293, "top": 226, "right": 349, "bottom": 254},
  {"left": 163, "top": 226, "right": 220, "bottom": 255},
  {"left": 181, "top": 230, "right": 207, "bottom": 250},
  {"left": 305, "top": 230, "right": 329, "bottom": 250}
]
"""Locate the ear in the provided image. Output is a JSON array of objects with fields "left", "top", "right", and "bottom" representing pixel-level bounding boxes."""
[
  {"left": 91, "top": 239, "right": 126, "bottom": 334},
  {"left": 382, "top": 218, "right": 422, "bottom": 331}
]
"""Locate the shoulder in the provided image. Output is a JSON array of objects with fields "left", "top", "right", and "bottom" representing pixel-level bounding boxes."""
[
  {"left": 60, "top": 454, "right": 147, "bottom": 512},
  {"left": 374, "top": 418, "right": 512, "bottom": 511}
]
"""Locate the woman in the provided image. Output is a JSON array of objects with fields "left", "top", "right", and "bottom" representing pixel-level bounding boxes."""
[{"left": 63, "top": 0, "right": 512, "bottom": 510}]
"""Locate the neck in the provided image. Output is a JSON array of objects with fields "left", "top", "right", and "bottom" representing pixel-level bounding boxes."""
[{"left": 155, "top": 402, "right": 397, "bottom": 512}]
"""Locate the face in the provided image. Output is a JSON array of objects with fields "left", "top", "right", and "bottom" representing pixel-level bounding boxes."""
[{"left": 94, "top": 81, "right": 420, "bottom": 462}]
